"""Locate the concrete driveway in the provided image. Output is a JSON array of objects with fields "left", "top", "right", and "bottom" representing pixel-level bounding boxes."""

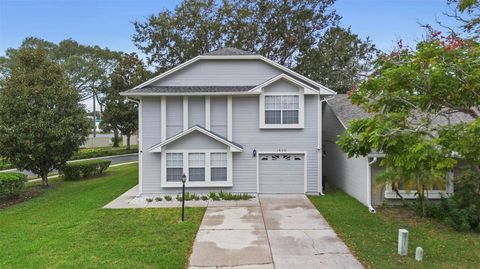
[{"left": 188, "top": 195, "right": 363, "bottom": 269}]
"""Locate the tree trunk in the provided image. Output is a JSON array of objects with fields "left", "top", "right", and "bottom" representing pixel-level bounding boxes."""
[
  {"left": 126, "top": 134, "right": 131, "bottom": 150},
  {"left": 113, "top": 129, "right": 119, "bottom": 147},
  {"left": 41, "top": 170, "right": 49, "bottom": 187},
  {"left": 92, "top": 94, "right": 97, "bottom": 138}
]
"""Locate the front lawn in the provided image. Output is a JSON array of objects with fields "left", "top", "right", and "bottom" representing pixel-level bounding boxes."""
[
  {"left": 0, "top": 163, "right": 205, "bottom": 269},
  {"left": 309, "top": 191, "right": 480, "bottom": 269}
]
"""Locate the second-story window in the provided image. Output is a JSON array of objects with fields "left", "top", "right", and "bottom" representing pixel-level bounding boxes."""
[{"left": 265, "top": 95, "right": 299, "bottom": 124}]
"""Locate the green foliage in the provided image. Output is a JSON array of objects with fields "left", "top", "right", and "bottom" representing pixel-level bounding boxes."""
[
  {"left": 102, "top": 54, "right": 149, "bottom": 149},
  {"left": 71, "top": 146, "right": 137, "bottom": 160},
  {"left": 0, "top": 172, "right": 27, "bottom": 199},
  {"left": 0, "top": 46, "right": 90, "bottom": 186},
  {"left": 295, "top": 27, "right": 378, "bottom": 93},
  {"left": 176, "top": 192, "right": 195, "bottom": 201},
  {"left": 0, "top": 159, "right": 13, "bottom": 170},
  {"left": 133, "top": 0, "right": 340, "bottom": 70},
  {"left": 209, "top": 192, "right": 219, "bottom": 201},
  {"left": 218, "top": 191, "right": 254, "bottom": 200},
  {"left": 422, "top": 172, "right": 480, "bottom": 231},
  {"left": 448, "top": 0, "right": 480, "bottom": 38},
  {"left": 201, "top": 195, "right": 209, "bottom": 201},
  {"left": 145, "top": 198, "right": 153, "bottom": 203},
  {"left": 61, "top": 160, "right": 111, "bottom": 181},
  {"left": 164, "top": 195, "right": 172, "bottom": 201},
  {"left": 155, "top": 197, "right": 163, "bottom": 202},
  {"left": 337, "top": 33, "right": 480, "bottom": 215}
]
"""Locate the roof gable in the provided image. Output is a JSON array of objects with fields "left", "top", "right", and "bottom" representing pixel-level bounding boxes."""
[
  {"left": 125, "top": 52, "right": 336, "bottom": 96},
  {"left": 149, "top": 125, "right": 243, "bottom": 152},
  {"left": 249, "top": 74, "right": 321, "bottom": 95}
]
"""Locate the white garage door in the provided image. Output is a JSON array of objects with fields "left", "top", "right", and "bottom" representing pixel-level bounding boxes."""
[{"left": 259, "top": 154, "right": 305, "bottom": 194}]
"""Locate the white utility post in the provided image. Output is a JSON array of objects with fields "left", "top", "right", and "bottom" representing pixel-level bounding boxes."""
[
  {"left": 415, "top": 247, "right": 424, "bottom": 261},
  {"left": 398, "top": 229, "right": 409, "bottom": 256}
]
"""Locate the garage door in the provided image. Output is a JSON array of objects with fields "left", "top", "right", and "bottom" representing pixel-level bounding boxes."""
[{"left": 259, "top": 154, "right": 305, "bottom": 194}]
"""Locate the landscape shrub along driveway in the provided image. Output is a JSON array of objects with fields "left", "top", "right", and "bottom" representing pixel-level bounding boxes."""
[
  {"left": 0, "top": 164, "right": 205, "bottom": 269},
  {"left": 309, "top": 191, "right": 480, "bottom": 269}
]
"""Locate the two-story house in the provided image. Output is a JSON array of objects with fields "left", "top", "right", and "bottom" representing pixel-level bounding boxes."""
[{"left": 121, "top": 48, "right": 335, "bottom": 196}]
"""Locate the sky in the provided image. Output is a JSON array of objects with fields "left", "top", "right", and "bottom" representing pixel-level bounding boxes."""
[{"left": 0, "top": 0, "right": 463, "bottom": 109}]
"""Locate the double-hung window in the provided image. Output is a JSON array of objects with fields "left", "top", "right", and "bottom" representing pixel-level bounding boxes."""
[
  {"left": 210, "top": 153, "right": 227, "bottom": 181},
  {"left": 166, "top": 153, "right": 183, "bottom": 182},
  {"left": 264, "top": 95, "right": 299, "bottom": 125},
  {"left": 188, "top": 153, "right": 205, "bottom": 181}
]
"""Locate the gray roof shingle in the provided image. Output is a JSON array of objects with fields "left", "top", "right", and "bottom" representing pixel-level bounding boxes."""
[
  {"left": 204, "top": 48, "right": 257, "bottom": 56},
  {"left": 123, "top": 85, "right": 256, "bottom": 94},
  {"left": 327, "top": 94, "right": 474, "bottom": 128},
  {"left": 327, "top": 94, "right": 371, "bottom": 128}
]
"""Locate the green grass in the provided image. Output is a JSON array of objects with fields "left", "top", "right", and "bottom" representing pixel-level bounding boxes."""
[
  {"left": 309, "top": 190, "right": 480, "bottom": 269},
  {"left": 0, "top": 164, "right": 205, "bottom": 269}
]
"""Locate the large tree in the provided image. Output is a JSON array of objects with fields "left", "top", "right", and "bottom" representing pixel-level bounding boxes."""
[
  {"left": 295, "top": 27, "right": 378, "bottom": 93},
  {"left": 0, "top": 37, "right": 122, "bottom": 136},
  {"left": 102, "top": 54, "right": 150, "bottom": 149},
  {"left": 133, "top": 0, "right": 340, "bottom": 70},
  {"left": 0, "top": 47, "right": 90, "bottom": 186},
  {"left": 337, "top": 31, "right": 480, "bottom": 215}
]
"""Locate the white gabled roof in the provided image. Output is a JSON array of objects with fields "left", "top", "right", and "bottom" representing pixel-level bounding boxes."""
[
  {"left": 248, "top": 73, "right": 322, "bottom": 95},
  {"left": 132, "top": 55, "right": 336, "bottom": 95},
  {"left": 149, "top": 125, "right": 243, "bottom": 153}
]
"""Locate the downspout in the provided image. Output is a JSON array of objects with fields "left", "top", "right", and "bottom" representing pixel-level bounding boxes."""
[{"left": 367, "top": 157, "right": 378, "bottom": 213}]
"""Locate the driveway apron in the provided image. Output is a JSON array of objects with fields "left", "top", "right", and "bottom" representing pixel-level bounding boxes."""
[{"left": 188, "top": 195, "right": 363, "bottom": 269}]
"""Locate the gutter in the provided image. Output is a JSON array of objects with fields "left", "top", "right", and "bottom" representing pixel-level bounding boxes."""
[{"left": 366, "top": 157, "right": 378, "bottom": 213}]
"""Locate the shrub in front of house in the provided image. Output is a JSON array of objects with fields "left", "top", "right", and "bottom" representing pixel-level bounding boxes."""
[
  {"left": 420, "top": 172, "right": 480, "bottom": 232},
  {"left": 0, "top": 172, "right": 28, "bottom": 199},
  {"left": 61, "top": 160, "right": 111, "bottom": 180}
]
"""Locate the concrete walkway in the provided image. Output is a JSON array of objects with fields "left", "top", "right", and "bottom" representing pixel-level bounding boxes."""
[{"left": 188, "top": 195, "right": 363, "bottom": 269}]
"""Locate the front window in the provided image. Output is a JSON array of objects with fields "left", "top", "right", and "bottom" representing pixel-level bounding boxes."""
[
  {"left": 188, "top": 153, "right": 205, "bottom": 181},
  {"left": 211, "top": 153, "right": 227, "bottom": 181},
  {"left": 265, "top": 95, "right": 299, "bottom": 124},
  {"left": 166, "top": 153, "right": 183, "bottom": 182}
]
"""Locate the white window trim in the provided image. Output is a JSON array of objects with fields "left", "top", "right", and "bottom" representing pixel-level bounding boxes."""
[
  {"left": 161, "top": 149, "right": 233, "bottom": 188},
  {"left": 384, "top": 171, "right": 454, "bottom": 199},
  {"left": 259, "top": 91, "right": 304, "bottom": 129}
]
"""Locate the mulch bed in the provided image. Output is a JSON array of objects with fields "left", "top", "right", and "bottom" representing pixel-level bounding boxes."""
[{"left": 0, "top": 186, "right": 49, "bottom": 209}]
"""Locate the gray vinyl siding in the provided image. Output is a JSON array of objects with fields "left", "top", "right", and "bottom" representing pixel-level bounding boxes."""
[
  {"left": 188, "top": 97, "right": 205, "bottom": 128},
  {"left": 166, "top": 96, "right": 183, "bottom": 138},
  {"left": 232, "top": 95, "right": 319, "bottom": 193},
  {"left": 152, "top": 60, "right": 281, "bottom": 86},
  {"left": 141, "top": 97, "right": 162, "bottom": 193},
  {"left": 165, "top": 132, "right": 228, "bottom": 150},
  {"left": 264, "top": 79, "right": 300, "bottom": 93},
  {"left": 210, "top": 97, "right": 227, "bottom": 137},
  {"left": 322, "top": 104, "right": 368, "bottom": 206}
]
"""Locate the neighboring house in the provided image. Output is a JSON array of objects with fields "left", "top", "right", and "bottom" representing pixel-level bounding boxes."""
[
  {"left": 121, "top": 48, "right": 335, "bottom": 196},
  {"left": 323, "top": 94, "right": 470, "bottom": 212}
]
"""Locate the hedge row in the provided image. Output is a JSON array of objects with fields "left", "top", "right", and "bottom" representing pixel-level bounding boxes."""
[
  {"left": 71, "top": 146, "right": 137, "bottom": 160},
  {"left": 0, "top": 172, "right": 28, "bottom": 199},
  {"left": 61, "top": 160, "right": 111, "bottom": 181}
]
